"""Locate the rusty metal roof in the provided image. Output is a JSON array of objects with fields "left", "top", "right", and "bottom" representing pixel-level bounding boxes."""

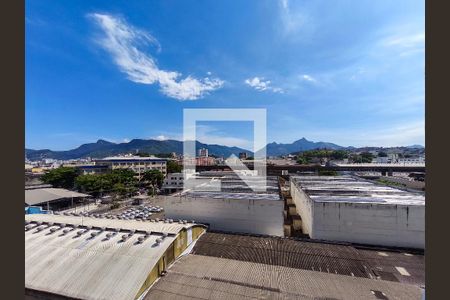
[
  {"left": 190, "top": 232, "right": 424, "bottom": 287},
  {"left": 144, "top": 255, "right": 422, "bottom": 300}
]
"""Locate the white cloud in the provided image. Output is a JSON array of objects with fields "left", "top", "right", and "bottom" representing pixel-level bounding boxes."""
[
  {"left": 244, "top": 77, "right": 284, "bottom": 93},
  {"left": 278, "top": 0, "right": 311, "bottom": 36},
  {"left": 300, "top": 74, "right": 317, "bottom": 83},
  {"left": 380, "top": 31, "right": 424, "bottom": 57},
  {"left": 89, "top": 13, "right": 224, "bottom": 101},
  {"left": 154, "top": 135, "right": 169, "bottom": 141},
  {"left": 383, "top": 32, "right": 424, "bottom": 49}
]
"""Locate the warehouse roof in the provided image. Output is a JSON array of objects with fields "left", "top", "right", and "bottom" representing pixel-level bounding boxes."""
[
  {"left": 25, "top": 188, "right": 90, "bottom": 206},
  {"left": 145, "top": 255, "right": 422, "bottom": 300},
  {"left": 291, "top": 175, "right": 425, "bottom": 205},
  {"left": 99, "top": 156, "right": 167, "bottom": 162},
  {"left": 191, "top": 232, "right": 425, "bottom": 287},
  {"left": 178, "top": 172, "right": 281, "bottom": 201},
  {"left": 25, "top": 214, "right": 205, "bottom": 300},
  {"left": 25, "top": 214, "right": 201, "bottom": 235}
]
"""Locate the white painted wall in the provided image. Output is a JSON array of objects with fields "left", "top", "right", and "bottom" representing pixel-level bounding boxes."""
[
  {"left": 312, "top": 201, "right": 425, "bottom": 249},
  {"left": 164, "top": 195, "right": 284, "bottom": 236},
  {"left": 290, "top": 180, "right": 314, "bottom": 235}
]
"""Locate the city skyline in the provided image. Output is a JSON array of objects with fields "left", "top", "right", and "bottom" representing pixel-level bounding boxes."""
[{"left": 26, "top": 0, "right": 424, "bottom": 150}]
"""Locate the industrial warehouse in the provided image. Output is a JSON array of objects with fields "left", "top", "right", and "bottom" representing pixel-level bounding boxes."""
[
  {"left": 145, "top": 232, "right": 424, "bottom": 299},
  {"left": 164, "top": 171, "right": 285, "bottom": 236},
  {"left": 25, "top": 214, "right": 206, "bottom": 300},
  {"left": 24, "top": 172, "right": 426, "bottom": 300},
  {"left": 290, "top": 175, "right": 425, "bottom": 249}
]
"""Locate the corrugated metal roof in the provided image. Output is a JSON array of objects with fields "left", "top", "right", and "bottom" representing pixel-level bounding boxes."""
[
  {"left": 144, "top": 255, "right": 422, "bottom": 300},
  {"left": 191, "top": 232, "right": 425, "bottom": 287},
  {"left": 25, "top": 188, "right": 90, "bottom": 206},
  {"left": 25, "top": 214, "right": 201, "bottom": 300},
  {"left": 25, "top": 214, "right": 199, "bottom": 235},
  {"left": 291, "top": 176, "right": 425, "bottom": 205}
]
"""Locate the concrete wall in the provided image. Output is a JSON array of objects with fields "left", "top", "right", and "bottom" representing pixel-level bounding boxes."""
[
  {"left": 289, "top": 180, "right": 314, "bottom": 235},
  {"left": 164, "top": 195, "right": 284, "bottom": 236},
  {"left": 312, "top": 201, "right": 425, "bottom": 249},
  {"left": 290, "top": 180, "right": 425, "bottom": 249}
]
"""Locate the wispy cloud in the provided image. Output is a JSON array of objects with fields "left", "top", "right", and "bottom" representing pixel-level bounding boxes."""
[
  {"left": 244, "top": 77, "right": 283, "bottom": 93},
  {"left": 154, "top": 135, "right": 169, "bottom": 141},
  {"left": 278, "top": 0, "right": 312, "bottom": 36},
  {"left": 380, "top": 30, "right": 424, "bottom": 57},
  {"left": 299, "top": 74, "right": 317, "bottom": 83},
  {"left": 89, "top": 13, "right": 224, "bottom": 101}
]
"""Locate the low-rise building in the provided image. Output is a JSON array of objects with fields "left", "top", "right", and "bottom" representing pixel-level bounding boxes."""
[
  {"left": 25, "top": 214, "right": 207, "bottom": 300},
  {"left": 162, "top": 172, "right": 184, "bottom": 194},
  {"left": 145, "top": 232, "right": 424, "bottom": 300},
  {"left": 290, "top": 175, "right": 425, "bottom": 249},
  {"left": 165, "top": 171, "right": 284, "bottom": 236},
  {"left": 95, "top": 156, "right": 168, "bottom": 177}
]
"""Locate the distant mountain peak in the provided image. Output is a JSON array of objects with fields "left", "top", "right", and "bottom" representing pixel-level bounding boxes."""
[{"left": 96, "top": 139, "right": 114, "bottom": 145}]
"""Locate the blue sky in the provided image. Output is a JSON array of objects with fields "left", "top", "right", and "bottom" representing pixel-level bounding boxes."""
[{"left": 26, "top": 0, "right": 424, "bottom": 151}]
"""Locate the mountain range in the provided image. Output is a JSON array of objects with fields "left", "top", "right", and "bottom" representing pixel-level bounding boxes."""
[{"left": 25, "top": 138, "right": 424, "bottom": 161}]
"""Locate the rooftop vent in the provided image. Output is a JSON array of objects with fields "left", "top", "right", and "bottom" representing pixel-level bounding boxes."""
[
  {"left": 63, "top": 228, "right": 71, "bottom": 234},
  {"left": 49, "top": 228, "right": 59, "bottom": 233},
  {"left": 76, "top": 230, "right": 85, "bottom": 236},
  {"left": 121, "top": 234, "right": 129, "bottom": 242},
  {"left": 90, "top": 232, "right": 98, "bottom": 238}
]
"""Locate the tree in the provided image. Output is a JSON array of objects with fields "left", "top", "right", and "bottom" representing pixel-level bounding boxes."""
[
  {"left": 330, "top": 150, "right": 348, "bottom": 160},
  {"left": 378, "top": 152, "right": 388, "bottom": 157},
  {"left": 41, "top": 167, "right": 79, "bottom": 189},
  {"left": 142, "top": 170, "right": 164, "bottom": 188},
  {"left": 296, "top": 156, "right": 310, "bottom": 165},
  {"left": 74, "top": 169, "right": 137, "bottom": 198},
  {"left": 167, "top": 160, "right": 182, "bottom": 173},
  {"left": 360, "top": 152, "right": 374, "bottom": 163}
]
